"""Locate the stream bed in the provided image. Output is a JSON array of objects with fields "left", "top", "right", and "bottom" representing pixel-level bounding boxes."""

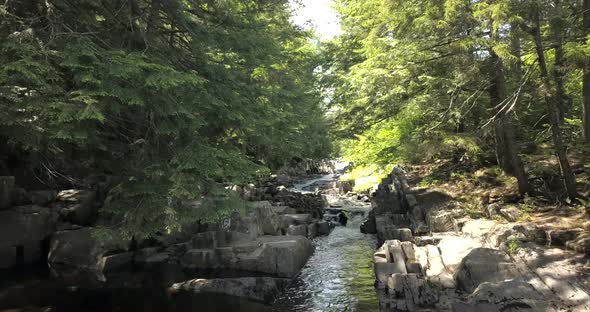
[
  {"left": 0, "top": 173, "right": 379, "bottom": 312},
  {"left": 272, "top": 216, "right": 379, "bottom": 312}
]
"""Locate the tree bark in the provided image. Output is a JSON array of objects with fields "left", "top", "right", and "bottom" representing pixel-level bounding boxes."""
[
  {"left": 510, "top": 28, "right": 523, "bottom": 73},
  {"left": 584, "top": 0, "right": 590, "bottom": 143},
  {"left": 530, "top": 8, "right": 578, "bottom": 200},
  {"left": 147, "top": 0, "right": 161, "bottom": 37},
  {"left": 489, "top": 50, "right": 530, "bottom": 196},
  {"left": 553, "top": 37, "right": 567, "bottom": 120}
]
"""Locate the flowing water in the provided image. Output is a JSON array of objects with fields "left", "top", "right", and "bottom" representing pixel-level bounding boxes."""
[
  {"left": 0, "top": 173, "right": 379, "bottom": 312},
  {"left": 274, "top": 172, "right": 379, "bottom": 311},
  {"left": 272, "top": 217, "right": 379, "bottom": 312}
]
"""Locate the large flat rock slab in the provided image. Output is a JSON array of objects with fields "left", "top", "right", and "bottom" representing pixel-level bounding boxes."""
[
  {"left": 0, "top": 205, "right": 57, "bottom": 248},
  {"left": 170, "top": 277, "right": 290, "bottom": 303},
  {"left": 455, "top": 248, "right": 520, "bottom": 293},
  {"left": 515, "top": 244, "right": 590, "bottom": 311},
  {"left": 181, "top": 235, "right": 314, "bottom": 278}
]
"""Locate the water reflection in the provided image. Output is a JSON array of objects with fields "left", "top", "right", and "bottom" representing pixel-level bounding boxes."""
[{"left": 273, "top": 216, "right": 379, "bottom": 312}]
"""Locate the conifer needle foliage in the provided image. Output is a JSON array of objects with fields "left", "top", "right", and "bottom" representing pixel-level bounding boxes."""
[{"left": 0, "top": 0, "right": 332, "bottom": 238}]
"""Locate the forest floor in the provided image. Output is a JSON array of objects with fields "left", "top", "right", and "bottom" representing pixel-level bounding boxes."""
[{"left": 405, "top": 149, "right": 590, "bottom": 241}]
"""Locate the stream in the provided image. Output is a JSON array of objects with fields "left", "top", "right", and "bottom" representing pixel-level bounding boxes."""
[
  {"left": 0, "top": 173, "right": 379, "bottom": 312},
  {"left": 272, "top": 216, "right": 378, "bottom": 312},
  {"left": 272, "top": 173, "right": 378, "bottom": 311}
]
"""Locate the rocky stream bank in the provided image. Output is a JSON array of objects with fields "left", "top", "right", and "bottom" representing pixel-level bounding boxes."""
[
  {"left": 0, "top": 161, "right": 380, "bottom": 311},
  {"left": 362, "top": 166, "right": 590, "bottom": 312}
]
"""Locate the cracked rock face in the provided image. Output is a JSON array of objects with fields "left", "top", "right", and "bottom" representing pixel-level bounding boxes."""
[{"left": 368, "top": 166, "right": 590, "bottom": 312}]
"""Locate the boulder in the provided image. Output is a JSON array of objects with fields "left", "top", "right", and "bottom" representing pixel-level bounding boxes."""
[
  {"left": 413, "top": 246, "right": 429, "bottom": 275},
  {"left": 281, "top": 214, "right": 313, "bottom": 227},
  {"left": 236, "top": 236, "right": 314, "bottom": 278},
  {"left": 181, "top": 234, "right": 314, "bottom": 278},
  {"left": 454, "top": 280, "right": 557, "bottom": 312},
  {"left": 374, "top": 263, "right": 406, "bottom": 288},
  {"left": 469, "top": 280, "right": 545, "bottom": 304},
  {"left": 413, "top": 236, "right": 442, "bottom": 246},
  {"left": 48, "top": 228, "right": 131, "bottom": 274},
  {"left": 286, "top": 224, "right": 307, "bottom": 237},
  {"left": 272, "top": 191, "right": 326, "bottom": 218},
  {"left": 374, "top": 244, "right": 391, "bottom": 264},
  {"left": 11, "top": 186, "right": 30, "bottom": 206},
  {"left": 191, "top": 230, "right": 251, "bottom": 249},
  {"left": 139, "top": 252, "right": 170, "bottom": 267},
  {"left": 549, "top": 229, "right": 583, "bottom": 247},
  {"left": 134, "top": 247, "right": 159, "bottom": 262},
  {"left": 512, "top": 223, "right": 547, "bottom": 244},
  {"left": 400, "top": 242, "right": 425, "bottom": 274},
  {"left": 405, "top": 194, "right": 418, "bottom": 208},
  {"left": 339, "top": 180, "right": 354, "bottom": 194},
  {"left": 566, "top": 234, "right": 590, "bottom": 255},
  {"left": 21, "top": 242, "right": 43, "bottom": 265},
  {"left": 317, "top": 220, "right": 331, "bottom": 236},
  {"left": 429, "top": 210, "right": 457, "bottom": 232},
  {"left": 424, "top": 244, "right": 455, "bottom": 288},
  {"left": 274, "top": 174, "right": 291, "bottom": 186},
  {"left": 0, "top": 246, "right": 17, "bottom": 269},
  {"left": 242, "top": 184, "right": 258, "bottom": 201},
  {"left": 378, "top": 225, "right": 413, "bottom": 242},
  {"left": 0, "top": 176, "right": 15, "bottom": 210},
  {"left": 0, "top": 205, "right": 57, "bottom": 248},
  {"left": 27, "top": 190, "right": 57, "bottom": 206},
  {"left": 485, "top": 202, "right": 502, "bottom": 219},
  {"left": 499, "top": 206, "right": 522, "bottom": 222},
  {"left": 385, "top": 274, "right": 438, "bottom": 310},
  {"left": 170, "top": 277, "right": 290, "bottom": 303},
  {"left": 484, "top": 223, "right": 514, "bottom": 248},
  {"left": 461, "top": 219, "right": 496, "bottom": 240},
  {"left": 455, "top": 248, "right": 520, "bottom": 293},
  {"left": 224, "top": 212, "right": 262, "bottom": 241},
  {"left": 437, "top": 235, "right": 482, "bottom": 274},
  {"left": 181, "top": 249, "right": 217, "bottom": 269},
  {"left": 102, "top": 252, "right": 133, "bottom": 271},
  {"left": 307, "top": 222, "right": 318, "bottom": 239},
  {"left": 360, "top": 212, "right": 377, "bottom": 234},
  {"left": 272, "top": 206, "right": 297, "bottom": 215},
  {"left": 391, "top": 228, "right": 413, "bottom": 242},
  {"left": 253, "top": 201, "right": 281, "bottom": 235},
  {"left": 56, "top": 189, "right": 99, "bottom": 225}
]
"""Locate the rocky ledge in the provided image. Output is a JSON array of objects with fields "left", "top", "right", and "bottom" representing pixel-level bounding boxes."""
[
  {"left": 363, "top": 167, "right": 590, "bottom": 312},
  {"left": 0, "top": 174, "right": 335, "bottom": 305}
]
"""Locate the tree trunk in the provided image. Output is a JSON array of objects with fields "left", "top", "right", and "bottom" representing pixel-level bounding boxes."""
[
  {"left": 584, "top": 0, "right": 590, "bottom": 143},
  {"left": 147, "top": 0, "right": 161, "bottom": 37},
  {"left": 553, "top": 38, "right": 567, "bottom": 120},
  {"left": 489, "top": 50, "right": 530, "bottom": 196},
  {"left": 510, "top": 28, "right": 523, "bottom": 73},
  {"left": 493, "top": 121, "right": 511, "bottom": 174},
  {"left": 531, "top": 9, "right": 578, "bottom": 200}
]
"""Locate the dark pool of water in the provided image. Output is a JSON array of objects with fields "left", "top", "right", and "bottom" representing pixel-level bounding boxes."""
[
  {"left": 0, "top": 218, "right": 378, "bottom": 312},
  {"left": 2, "top": 170, "right": 378, "bottom": 312}
]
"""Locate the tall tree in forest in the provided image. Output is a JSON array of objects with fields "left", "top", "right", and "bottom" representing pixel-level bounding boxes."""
[
  {"left": 326, "top": 0, "right": 586, "bottom": 201},
  {"left": 519, "top": 0, "right": 578, "bottom": 200},
  {"left": 0, "top": 0, "right": 332, "bottom": 238},
  {"left": 584, "top": 0, "right": 590, "bottom": 143},
  {"left": 488, "top": 39, "right": 530, "bottom": 195},
  {"left": 477, "top": 1, "right": 530, "bottom": 196}
]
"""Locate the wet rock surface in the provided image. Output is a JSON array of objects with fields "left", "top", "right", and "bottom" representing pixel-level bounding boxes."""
[{"left": 170, "top": 277, "right": 291, "bottom": 303}]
